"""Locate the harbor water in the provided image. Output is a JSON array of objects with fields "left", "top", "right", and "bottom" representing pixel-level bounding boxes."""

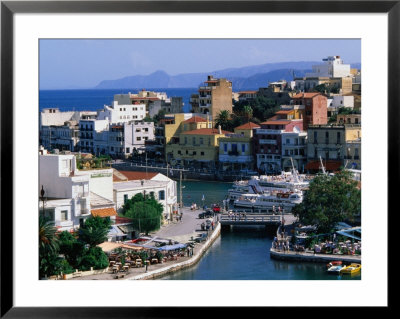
[{"left": 166, "top": 180, "right": 361, "bottom": 280}]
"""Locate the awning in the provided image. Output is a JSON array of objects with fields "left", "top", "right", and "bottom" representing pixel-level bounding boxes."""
[
  {"left": 305, "top": 160, "right": 342, "bottom": 171},
  {"left": 91, "top": 207, "right": 117, "bottom": 217},
  {"left": 158, "top": 243, "right": 187, "bottom": 251},
  {"left": 118, "top": 225, "right": 135, "bottom": 234},
  {"left": 108, "top": 225, "right": 127, "bottom": 237}
]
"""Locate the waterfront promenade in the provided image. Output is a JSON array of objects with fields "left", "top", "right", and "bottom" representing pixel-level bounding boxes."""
[{"left": 70, "top": 207, "right": 219, "bottom": 280}]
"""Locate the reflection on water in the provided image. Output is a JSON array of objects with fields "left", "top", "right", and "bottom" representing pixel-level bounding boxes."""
[
  {"left": 160, "top": 226, "right": 361, "bottom": 280},
  {"left": 162, "top": 181, "right": 361, "bottom": 280}
]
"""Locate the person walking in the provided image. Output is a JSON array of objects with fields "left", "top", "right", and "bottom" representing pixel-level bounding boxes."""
[{"left": 211, "top": 220, "right": 214, "bottom": 230}]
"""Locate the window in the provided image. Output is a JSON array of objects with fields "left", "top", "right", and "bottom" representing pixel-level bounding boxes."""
[
  {"left": 60, "top": 210, "right": 68, "bottom": 221},
  {"left": 337, "top": 132, "right": 341, "bottom": 144},
  {"left": 313, "top": 131, "right": 317, "bottom": 142},
  {"left": 201, "top": 151, "right": 204, "bottom": 156},
  {"left": 224, "top": 144, "right": 227, "bottom": 152},
  {"left": 124, "top": 194, "right": 128, "bottom": 204},
  {"left": 137, "top": 137, "right": 141, "bottom": 141},
  {"left": 286, "top": 139, "right": 290, "bottom": 145},
  {"left": 159, "top": 190, "right": 165, "bottom": 200},
  {"left": 242, "top": 144, "right": 245, "bottom": 153},
  {"left": 192, "top": 137, "right": 196, "bottom": 145},
  {"left": 126, "top": 147, "right": 130, "bottom": 153},
  {"left": 193, "top": 151, "right": 197, "bottom": 155},
  {"left": 200, "top": 138, "right": 204, "bottom": 144},
  {"left": 178, "top": 150, "right": 181, "bottom": 155}
]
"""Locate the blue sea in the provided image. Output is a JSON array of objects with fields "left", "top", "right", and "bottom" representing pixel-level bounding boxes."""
[{"left": 39, "top": 88, "right": 196, "bottom": 113}]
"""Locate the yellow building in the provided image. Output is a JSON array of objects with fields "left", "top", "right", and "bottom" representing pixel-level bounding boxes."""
[{"left": 167, "top": 126, "right": 230, "bottom": 169}]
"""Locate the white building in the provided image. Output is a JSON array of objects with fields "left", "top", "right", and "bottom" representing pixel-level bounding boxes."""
[
  {"left": 78, "top": 119, "right": 109, "bottom": 154},
  {"left": 40, "top": 120, "right": 80, "bottom": 152},
  {"left": 281, "top": 129, "right": 308, "bottom": 172},
  {"left": 327, "top": 95, "right": 354, "bottom": 117},
  {"left": 97, "top": 101, "right": 146, "bottom": 124},
  {"left": 39, "top": 153, "right": 116, "bottom": 232},
  {"left": 113, "top": 170, "right": 177, "bottom": 222},
  {"left": 306, "top": 56, "right": 351, "bottom": 78}
]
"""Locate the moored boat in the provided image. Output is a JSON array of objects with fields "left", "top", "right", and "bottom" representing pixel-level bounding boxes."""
[
  {"left": 233, "top": 190, "right": 303, "bottom": 212},
  {"left": 340, "top": 263, "right": 361, "bottom": 274},
  {"left": 326, "top": 261, "right": 344, "bottom": 274}
]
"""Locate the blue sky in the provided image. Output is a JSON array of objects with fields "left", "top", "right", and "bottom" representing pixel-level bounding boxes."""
[{"left": 39, "top": 39, "right": 361, "bottom": 89}]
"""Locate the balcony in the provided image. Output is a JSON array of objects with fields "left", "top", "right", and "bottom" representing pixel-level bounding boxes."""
[
  {"left": 259, "top": 139, "right": 277, "bottom": 145},
  {"left": 228, "top": 150, "right": 239, "bottom": 156}
]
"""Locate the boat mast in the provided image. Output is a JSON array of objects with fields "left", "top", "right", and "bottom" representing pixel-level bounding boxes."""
[{"left": 319, "top": 156, "right": 327, "bottom": 175}]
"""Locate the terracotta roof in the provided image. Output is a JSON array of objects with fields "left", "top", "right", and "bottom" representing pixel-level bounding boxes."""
[
  {"left": 183, "top": 128, "right": 231, "bottom": 135},
  {"left": 239, "top": 91, "right": 258, "bottom": 94},
  {"left": 91, "top": 208, "right": 117, "bottom": 218},
  {"left": 183, "top": 116, "right": 207, "bottom": 123},
  {"left": 260, "top": 120, "right": 291, "bottom": 125},
  {"left": 115, "top": 216, "right": 133, "bottom": 224},
  {"left": 116, "top": 170, "right": 159, "bottom": 181},
  {"left": 305, "top": 160, "right": 342, "bottom": 171},
  {"left": 292, "top": 92, "right": 321, "bottom": 99},
  {"left": 130, "top": 97, "right": 160, "bottom": 101},
  {"left": 235, "top": 122, "right": 260, "bottom": 130},
  {"left": 276, "top": 110, "right": 293, "bottom": 114}
]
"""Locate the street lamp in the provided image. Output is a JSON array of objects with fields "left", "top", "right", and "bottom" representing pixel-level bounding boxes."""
[{"left": 40, "top": 185, "right": 45, "bottom": 216}]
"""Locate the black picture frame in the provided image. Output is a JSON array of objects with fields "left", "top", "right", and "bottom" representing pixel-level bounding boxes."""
[{"left": 1, "top": 0, "right": 395, "bottom": 317}]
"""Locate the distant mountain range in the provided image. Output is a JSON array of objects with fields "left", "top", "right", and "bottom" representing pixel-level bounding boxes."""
[{"left": 94, "top": 61, "right": 361, "bottom": 91}]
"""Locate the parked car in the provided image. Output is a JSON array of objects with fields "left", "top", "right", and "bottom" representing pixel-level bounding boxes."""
[{"left": 198, "top": 210, "right": 214, "bottom": 219}]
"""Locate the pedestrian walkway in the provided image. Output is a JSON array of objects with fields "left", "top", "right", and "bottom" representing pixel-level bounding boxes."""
[{"left": 70, "top": 206, "right": 218, "bottom": 280}]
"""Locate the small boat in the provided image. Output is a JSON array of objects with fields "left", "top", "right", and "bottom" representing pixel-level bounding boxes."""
[
  {"left": 326, "top": 260, "right": 342, "bottom": 268},
  {"left": 326, "top": 261, "right": 344, "bottom": 274},
  {"left": 340, "top": 263, "right": 361, "bottom": 274}
]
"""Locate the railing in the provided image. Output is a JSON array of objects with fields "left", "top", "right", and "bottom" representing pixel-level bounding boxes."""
[{"left": 219, "top": 214, "right": 281, "bottom": 225}]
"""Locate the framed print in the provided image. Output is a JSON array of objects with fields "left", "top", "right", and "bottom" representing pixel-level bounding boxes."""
[{"left": 1, "top": 0, "right": 396, "bottom": 316}]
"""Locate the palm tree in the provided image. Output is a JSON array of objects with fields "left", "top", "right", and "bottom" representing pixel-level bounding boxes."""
[
  {"left": 215, "top": 110, "right": 231, "bottom": 131},
  {"left": 243, "top": 105, "right": 253, "bottom": 123},
  {"left": 39, "top": 216, "right": 59, "bottom": 255}
]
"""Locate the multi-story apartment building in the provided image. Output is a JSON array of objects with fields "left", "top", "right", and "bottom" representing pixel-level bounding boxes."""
[
  {"left": 166, "top": 116, "right": 228, "bottom": 169},
  {"left": 336, "top": 113, "right": 361, "bottom": 125},
  {"left": 39, "top": 108, "right": 97, "bottom": 152},
  {"left": 281, "top": 129, "right": 308, "bottom": 172},
  {"left": 291, "top": 92, "right": 327, "bottom": 130},
  {"left": 113, "top": 90, "right": 184, "bottom": 118},
  {"left": 238, "top": 91, "right": 258, "bottom": 102},
  {"left": 306, "top": 56, "right": 351, "bottom": 78},
  {"left": 305, "top": 123, "right": 361, "bottom": 172},
  {"left": 253, "top": 119, "right": 304, "bottom": 174},
  {"left": 39, "top": 153, "right": 116, "bottom": 232},
  {"left": 97, "top": 100, "right": 146, "bottom": 124},
  {"left": 40, "top": 121, "right": 80, "bottom": 152},
  {"left": 218, "top": 122, "right": 260, "bottom": 171},
  {"left": 189, "top": 75, "right": 232, "bottom": 120},
  {"left": 294, "top": 56, "right": 356, "bottom": 94},
  {"left": 78, "top": 119, "right": 109, "bottom": 154},
  {"left": 95, "top": 121, "right": 155, "bottom": 158}
]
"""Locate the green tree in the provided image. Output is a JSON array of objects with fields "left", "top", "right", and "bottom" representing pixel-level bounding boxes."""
[
  {"left": 292, "top": 170, "right": 361, "bottom": 234},
  {"left": 215, "top": 110, "right": 233, "bottom": 131},
  {"left": 58, "top": 231, "right": 86, "bottom": 269},
  {"left": 243, "top": 105, "right": 253, "bottom": 122},
  {"left": 79, "top": 247, "right": 109, "bottom": 271},
  {"left": 78, "top": 216, "right": 112, "bottom": 247},
  {"left": 39, "top": 216, "right": 59, "bottom": 255},
  {"left": 125, "top": 201, "right": 161, "bottom": 235}
]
